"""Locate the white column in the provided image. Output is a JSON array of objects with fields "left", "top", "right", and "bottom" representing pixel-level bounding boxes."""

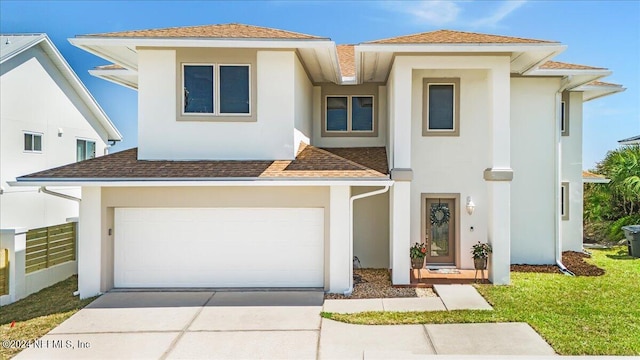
[
  {"left": 78, "top": 186, "right": 102, "bottom": 299},
  {"left": 329, "top": 185, "right": 351, "bottom": 293},
  {"left": 486, "top": 62, "right": 511, "bottom": 285},
  {"left": 392, "top": 62, "right": 412, "bottom": 169},
  {"left": 390, "top": 181, "right": 411, "bottom": 285}
]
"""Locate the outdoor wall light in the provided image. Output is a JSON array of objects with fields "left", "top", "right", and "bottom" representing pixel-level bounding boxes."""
[{"left": 466, "top": 196, "right": 476, "bottom": 215}]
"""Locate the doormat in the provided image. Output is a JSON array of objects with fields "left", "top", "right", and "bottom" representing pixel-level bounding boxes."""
[{"left": 427, "top": 269, "right": 461, "bottom": 274}]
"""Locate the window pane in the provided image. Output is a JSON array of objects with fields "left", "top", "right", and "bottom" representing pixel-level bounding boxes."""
[
  {"left": 219, "top": 66, "right": 249, "bottom": 114},
  {"left": 86, "top": 141, "right": 96, "bottom": 160},
  {"left": 561, "top": 101, "right": 566, "bottom": 132},
  {"left": 326, "top": 97, "right": 348, "bottom": 131},
  {"left": 24, "top": 134, "right": 32, "bottom": 151},
  {"left": 352, "top": 96, "right": 373, "bottom": 131},
  {"left": 428, "top": 85, "right": 454, "bottom": 130},
  {"left": 77, "top": 140, "right": 86, "bottom": 162},
  {"left": 33, "top": 135, "right": 42, "bottom": 151},
  {"left": 184, "top": 65, "right": 214, "bottom": 113}
]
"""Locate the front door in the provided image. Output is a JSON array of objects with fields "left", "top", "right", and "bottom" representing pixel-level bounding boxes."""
[{"left": 424, "top": 198, "right": 456, "bottom": 266}]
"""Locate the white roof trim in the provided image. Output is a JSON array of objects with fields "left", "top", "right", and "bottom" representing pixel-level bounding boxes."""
[
  {"left": 583, "top": 177, "right": 610, "bottom": 184},
  {"left": 3, "top": 34, "right": 122, "bottom": 141}
]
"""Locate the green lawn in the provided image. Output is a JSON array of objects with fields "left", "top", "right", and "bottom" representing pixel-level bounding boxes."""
[
  {"left": 323, "top": 247, "right": 640, "bottom": 355},
  {"left": 0, "top": 276, "right": 97, "bottom": 359}
]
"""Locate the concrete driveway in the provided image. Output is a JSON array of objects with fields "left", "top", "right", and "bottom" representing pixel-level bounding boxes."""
[{"left": 15, "top": 291, "right": 556, "bottom": 359}]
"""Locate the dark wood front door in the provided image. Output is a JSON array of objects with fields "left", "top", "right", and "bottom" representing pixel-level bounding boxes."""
[{"left": 424, "top": 198, "right": 456, "bottom": 266}]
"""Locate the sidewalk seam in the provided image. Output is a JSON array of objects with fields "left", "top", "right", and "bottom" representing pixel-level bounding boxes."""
[
  {"left": 159, "top": 291, "right": 217, "bottom": 360},
  {"left": 422, "top": 324, "right": 439, "bottom": 355}
]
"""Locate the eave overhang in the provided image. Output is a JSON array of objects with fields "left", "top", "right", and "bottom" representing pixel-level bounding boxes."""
[
  {"left": 10, "top": 179, "right": 393, "bottom": 187},
  {"left": 574, "top": 82, "right": 626, "bottom": 101}
]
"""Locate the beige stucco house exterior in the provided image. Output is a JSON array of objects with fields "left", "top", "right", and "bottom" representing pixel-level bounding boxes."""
[{"left": 12, "top": 24, "right": 624, "bottom": 298}]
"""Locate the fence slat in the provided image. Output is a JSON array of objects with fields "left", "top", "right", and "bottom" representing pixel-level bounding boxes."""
[{"left": 25, "top": 223, "right": 77, "bottom": 273}]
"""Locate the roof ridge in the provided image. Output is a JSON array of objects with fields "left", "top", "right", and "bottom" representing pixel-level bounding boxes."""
[{"left": 364, "top": 29, "right": 558, "bottom": 44}]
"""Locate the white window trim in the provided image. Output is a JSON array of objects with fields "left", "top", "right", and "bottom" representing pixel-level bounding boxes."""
[
  {"left": 426, "top": 82, "right": 456, "bottom": 132},
  {"left": 561, "top": 182, "right": 569, "bottom": 221},
  {"left": 324, "top": 95, "right": 375, "bottom": 133},
  {"left": 76, "top": 138, "right": 96, "bottom": 161},
  {"left": 181, "top": 63, "right": 251, "bottom": 117},
  {"left": 23, "top": 131, "right": 43, "bottom": 153}
]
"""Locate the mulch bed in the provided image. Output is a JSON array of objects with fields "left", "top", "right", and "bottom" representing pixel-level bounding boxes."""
[
  {"left": 511, "top": 251, "right": 605, "bottom": 276},
  {"left": 324, "top": 268, "right": 436, "bottom": 299}
]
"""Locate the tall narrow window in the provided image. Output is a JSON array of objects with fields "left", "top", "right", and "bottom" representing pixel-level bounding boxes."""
[
  {"left": 219, "top": 65, "right": 250, "bottom": 114},
  {"left": 561, "top": 182, "right": 569, "bottom": 220},
  {"left": 24, "top": 133, "right": 42, "bottom": 152},
  {"left": 183, "top": 65, "right": 214, "bottom": 114},
  {"left": 423, "top": 78, "right": 460, "bottom": 136},
  {"left": 352, "top": 96, "right": 374, "bottom": 131},
  {"left": 77, "top": 139, "right": 96, "bottom": 162},
  {"left": 561, "top": 91, "right": 570, "bottom": 136}
]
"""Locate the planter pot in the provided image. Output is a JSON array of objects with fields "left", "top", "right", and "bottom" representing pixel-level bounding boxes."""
[
  {"left": 474, "top": 257, "right": 487, "bottom": 270},
  {"left": 411, "top": 257, "right": 425, "bottom": 269}
]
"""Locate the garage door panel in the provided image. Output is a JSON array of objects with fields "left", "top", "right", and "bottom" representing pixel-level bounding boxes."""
[{"left": 114, "top": 208, "right": 324, "bottom": 288}]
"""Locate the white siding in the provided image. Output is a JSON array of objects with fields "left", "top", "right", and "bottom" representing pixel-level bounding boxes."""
[
  {"left": 0, "top": 45, "right": 109, "bottom": 230},
  {"left": 510, "top": 77, "right": 560, "bottom": 264},
  {"left": 294, "top": 55, "right": 312, "bottom": 151},
  {"left": 561, "top": 91, "right": 584, "bottom": 251}
]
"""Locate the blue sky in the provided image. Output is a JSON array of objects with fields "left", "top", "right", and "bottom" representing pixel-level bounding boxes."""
[{"left": 1, "top": 0, "right": 638, "bottom": 169}]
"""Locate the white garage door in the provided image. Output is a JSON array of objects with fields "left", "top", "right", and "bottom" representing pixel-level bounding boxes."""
[{"left": 114, "top": 208, "right": 324, "bottom": 288}]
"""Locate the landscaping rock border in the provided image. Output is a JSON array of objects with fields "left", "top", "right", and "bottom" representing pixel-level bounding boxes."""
[{"left": 325, "top": 269, "right": 436, "bottom": 299}]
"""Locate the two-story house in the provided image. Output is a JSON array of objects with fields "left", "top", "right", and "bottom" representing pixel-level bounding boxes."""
[
  {"left": 12, "top": 24, "right": 624, "bottom": 298},
  {"left": 1, "top": 33, "right": 121, "bottom": 303}
]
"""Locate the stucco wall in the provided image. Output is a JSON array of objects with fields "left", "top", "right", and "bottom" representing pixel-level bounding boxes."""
[
  {"left": 294, "top": 55, "right": 313, "bottom": 150},
  {"left": 561, "top": 91, "right": 584, "bottom": 251},
  {"left": 137, "top": 49, "right": 298, "bottom": 160},
  {"left": 98, "top": 186, "right": 330, "bottom": 292},
  {"left": 410, "top": 68, "right": 491, "bottom": 270},
  {"left": 510, "top": 77, "right": 560, "bottom": 264},
  {"left": 352, "top": 186, "right": 389, "bottom": 268},
  {"left": 0, "top": 45, "right": 108, "bottom": 230}
]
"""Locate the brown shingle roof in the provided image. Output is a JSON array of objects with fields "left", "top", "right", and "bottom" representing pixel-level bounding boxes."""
[
  {"left": 94, "top": 64, "right": 125, "bottom": 70},
  {"left": 587, "top": 80, "right": 622, "bottom": 87},
  {"left": 337, "top": 45, "right": 355, "bottom": 77},
  {"left": 367, "top": 29, "right": 557, "bottom": 44},
  {"left": 82, "top": 23, "right": 324, "bottom": 40},
  {"left": 540, "top": 61, "right": 606, "bottom": 70},
  {"left": 582, "top": 171, "right": 606, "bottom": 179},
  {"left": 19, "top": 145, "right": 389, "bottom": 180}
]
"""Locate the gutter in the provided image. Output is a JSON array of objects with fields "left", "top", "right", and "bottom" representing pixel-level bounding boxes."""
[
  {"left": 345, "top": 185, "right": 390, "bottom": 295},
  {"left": 555, "top": 77, "right": 574, "bottom": 276},
  {"left": 39, "top": 186, "right": 81, "bottom": 203}
]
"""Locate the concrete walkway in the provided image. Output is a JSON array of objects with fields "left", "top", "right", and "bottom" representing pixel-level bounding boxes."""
[
  {"left": 14, "top": 290, "right": 555, "bottom": 359},
  {"left": 323, "top": 284, "right": 492, "bottom": 313}
]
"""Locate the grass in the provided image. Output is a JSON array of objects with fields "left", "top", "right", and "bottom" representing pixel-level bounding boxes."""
[
  {"left": 323, "top": 247, "right": 640, "bottom": 355},
  {"left": 0, "top": 275, "right": 97, "bottom": 359}
]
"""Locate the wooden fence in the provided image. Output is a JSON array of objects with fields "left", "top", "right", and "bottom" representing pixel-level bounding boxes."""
[
  {"left": 0, "top": 248, "right": 8, "bottom": 295},
  {"left": 26, "top": 223, "right": 76, "bottom": 274}
]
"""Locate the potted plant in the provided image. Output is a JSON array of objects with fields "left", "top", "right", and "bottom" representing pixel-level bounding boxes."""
[
  {"left": 410, "top": 242, "right": 427, "bottom": 269},
  {"left": 471, "top": 241, "right": 492, "bottom": 270}
]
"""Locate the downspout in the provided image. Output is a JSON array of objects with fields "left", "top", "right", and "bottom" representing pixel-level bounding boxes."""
[
  {"left": 555, "top": 76, "right": 575, "bottom": 276},
  {"left": 345, "top": 185, "right": 390, "bottom": 295},
  {"left": 39, "top": 186, "right": 81, "bottom": 203}
]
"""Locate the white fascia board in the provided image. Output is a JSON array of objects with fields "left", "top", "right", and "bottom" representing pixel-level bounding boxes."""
[
  {"left": 575, "top": 83, "right": 625, "bottom": 101},
  {"left": 9, "top": 179, "right": 394, "bottom": 187},
  {"left": 519, "top": 47, "right": 567, "bottom": 75},
  {"left": 89, "top": 71, "right": 138, "bottom": 90},
  {"left": 355, "top": 43, "right": 565, "bottom": 54},
  {"left": 583, "top": 177, "right": 611, "bottom": 184},
  {"left": 0, "top": 34, "right": 46, "bottom": 64},
  {"left": 39, "top": 36, "right": 123, "bottom": 141}
]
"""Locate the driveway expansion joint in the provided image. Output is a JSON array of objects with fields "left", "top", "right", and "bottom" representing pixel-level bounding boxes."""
[{"left": 422, "top": 324, "right": 439, "bottom": 354}]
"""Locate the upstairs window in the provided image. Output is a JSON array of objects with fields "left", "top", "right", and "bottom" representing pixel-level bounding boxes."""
[
  {"left": 77, "top": 139, "right": 96, "bottom": 162},
  {"left": 325, "top": 95, "right": 374, "bottom": 134},
  {"left": 183, "top": 64, "right": 250, "bottom": 116},
  {"left": 24, "top": 132, "right": 43, "bottom": 152},
  {"left": 423, "top": 78, "right": 460, "bottom": 136},
  {"left": 561, "top": 91, "right": 570, "bottom": 136}
]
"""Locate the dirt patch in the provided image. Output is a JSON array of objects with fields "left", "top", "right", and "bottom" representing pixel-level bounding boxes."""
[
  {"left": 511, "top": 251, "right": 605, "bottom": 276},
  {"left": 325, "top": 268, "right": 436, "bottom": 299}
]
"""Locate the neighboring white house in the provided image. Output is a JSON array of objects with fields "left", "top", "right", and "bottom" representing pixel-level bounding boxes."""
[
  {"left": 0, "top": 34, "right": 121, "bottom": 304},
  {"left": 618, "top": 135, "right": 640, "bottom": 145},
  {"left": 12, "top": 24, "right": 624, "bottom": 298}
]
